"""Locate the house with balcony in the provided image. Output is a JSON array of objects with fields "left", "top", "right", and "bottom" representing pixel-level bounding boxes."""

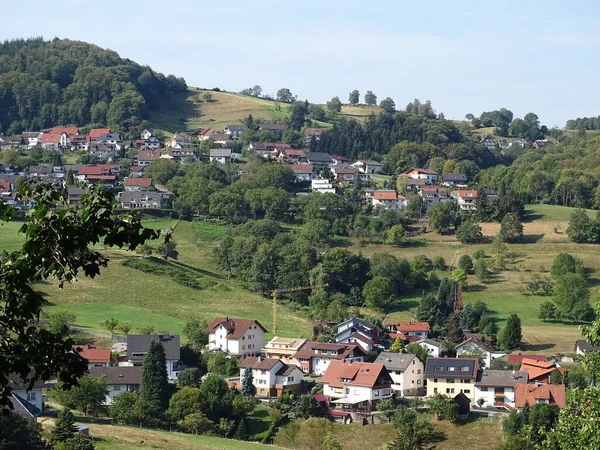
[
  {"left": 366, "top": 190, "right": 407, "bottom": 210},
  {"left": 290, "top": 164, "right": 314, "bottom": 182},
  {"left": 425, "top": 357, "right": 479, "bottom": 402},
  {"left": 374, "top": 352, "right": 425, "bottom": 396},
  {"left": 239, "top": 357, "right": 304, "bottom": 398},
  {"left": 125, "top": 335, "right": 183, "bottom": 380},
  {"left": 474, "top": 369, "right": 528, "bottom": 409},
  {"left": 321, "top": 361, "right": 393, "bottom": 411},
  {"left": 332, "top": 167, "right": 359, "bottom": 185},
  {"left": 205, "top": 317, "right": 267, "bottom": 356},
  {"left": 294, "top": 342, "right": 367, "bottom": 375},
  {"left": 441, "top": 174, "right": 468, "bottom": 188},
  {"left": 262, "top": 337, "right": 307, "bottom": 366},
  {"left": 336, "top": 317, "right": 379, "bottom": 352},
  {"left": 311, "top": 178, "right": 336, "bottom": 194},
  {"left": 456, "top": 190, "right": 478, "bottom": 211}
]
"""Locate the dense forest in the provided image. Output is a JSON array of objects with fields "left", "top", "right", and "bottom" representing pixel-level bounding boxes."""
[{"left": 0, "top": 37, "right": 186, "bottom": 137}]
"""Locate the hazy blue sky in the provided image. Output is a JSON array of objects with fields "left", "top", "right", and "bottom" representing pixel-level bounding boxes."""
[{"left": 3, "top": 0, "right": 600, "bottom": 126}]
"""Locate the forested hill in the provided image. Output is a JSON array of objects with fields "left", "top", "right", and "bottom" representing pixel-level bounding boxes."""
[{"left": 0, "top": 37, "right": 187, "bottom": 138}]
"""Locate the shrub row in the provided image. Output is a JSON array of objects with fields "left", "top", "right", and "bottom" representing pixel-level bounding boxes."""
[{"left": 122, "top": 257, "right": 217, "bottom": 290}]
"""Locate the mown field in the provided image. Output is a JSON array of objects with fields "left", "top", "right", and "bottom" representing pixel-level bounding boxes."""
[{"left": 1, "top": 203, "right": 593, "bottom": 353}]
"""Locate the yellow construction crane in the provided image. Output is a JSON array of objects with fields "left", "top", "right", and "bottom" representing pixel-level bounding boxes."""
[{"left": 271, "top": 284, "right": 328, "bottom": 336}]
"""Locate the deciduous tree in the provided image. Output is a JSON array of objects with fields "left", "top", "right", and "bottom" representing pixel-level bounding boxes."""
[{"left": 348, "top": 90, "right": 360, "bottom": 105}]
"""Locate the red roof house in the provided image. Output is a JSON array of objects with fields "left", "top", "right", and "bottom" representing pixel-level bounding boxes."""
[
  {"left": 515, "top": 383, "right": 566, "bottom": 408},
  {"left": 72, "top": 344, "right": 111, "bottom": 367}
]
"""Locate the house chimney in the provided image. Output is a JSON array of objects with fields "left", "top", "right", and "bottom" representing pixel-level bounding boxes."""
[{"left": 512, "top": 370, "right": 516, "bottom": 379}]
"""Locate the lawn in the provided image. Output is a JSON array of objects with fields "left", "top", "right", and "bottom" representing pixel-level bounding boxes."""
[
  {"left": 149, "top": 88, "right": 290, "bottom": 134},
  {"left": 0, "top": 220, "right": 25, "bottom": 252},
  {"left": 340, "top": 104, "right": 383, "bottom": 122}
]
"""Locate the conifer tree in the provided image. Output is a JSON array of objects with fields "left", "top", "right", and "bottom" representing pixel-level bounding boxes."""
[
  {"left": 140, "top": 340, "right": 169, "bottom": 412},
  {"left": 498, "top": 314, "right": 522, "bottom": 351},
  {"left": 51, "top": 408, "right": 76, "bottom": 443},
  {"left": 234, "top": 417, "right": 248, "bottom": 440},
  {"left": 390, "top": 337, "right": 403, "bottom": 353},
  {"left": 241, "top": 367, "right": 256, "bottom": 397}
]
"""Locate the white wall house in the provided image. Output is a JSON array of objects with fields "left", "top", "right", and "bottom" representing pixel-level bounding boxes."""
[
  {"left": 395, "top": 322, "right": 430, "bottom": 339},
  {"left": 474, "top": 369, "right": 528, "bottom": 409},
  {"left": 457, "top": 190, "right": 478, "bottom": 211},
  {"left": 239, "top": 357, "right": 304, "bottom": 398},
  {"left": 404, "top": 168, "right": 438, "bottom": 184},
  {"left": 455, "top": 337, "right": 506, "bottom": 369},
  {"left": 414, "top": 339, "right": 441, "bottom": 358},
  {"left": 351, "top": 160, "right": 383, "bottom": 174},
  {"left": 374, "top": 352, "right": 425, "bottom": 396},
  {"left": 8, "top": 375, "right": 46, "bottom": 412},
  {"left": 206, "top": 317, "right": 267, "bottom": 356},
  {"left": 311, "top": 178, "right": 336, "bottom": 194},
  {"left": 294, "top": 341, "right": 367, "bottom": 375},
  {"left": 90, "top": 367, "right": 142, "bottom": 405}
]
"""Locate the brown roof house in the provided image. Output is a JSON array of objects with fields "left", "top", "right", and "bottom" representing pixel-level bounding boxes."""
[
  {"left": 90, "top": 366, "right": 142, "bottom": 405},
  {"left": 321, "top": 361, "right": 393, "bottom": 411},
  {"left": 239, "top": 357, "right": 304, "bottom": 397},
  {"left": 515, "top": 383, "right": 566, "bottom": 409},
  {"left": 125, "top": 177, "right": 153, "bottom": 191},
  {"left": 72, "top": 344, "right": 111, "bottom": 369},
  {"left": 205, "top": 317, "right": 267, "bottom": 356},
  {"left": 294, "top": 341, "right": 367, "bottom": 375}
]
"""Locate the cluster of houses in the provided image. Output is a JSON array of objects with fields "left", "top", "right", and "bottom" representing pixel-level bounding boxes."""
[
  {"left": 479, "top": 135, "right": 553, "bottom": 151},
  {"left": 10, "top": 314, "right": 583, "bottom": 424}
]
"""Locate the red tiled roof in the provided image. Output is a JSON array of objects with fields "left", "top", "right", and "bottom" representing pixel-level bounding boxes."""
[
  {"left": 78, "top": 165, "right": 115, "bottom": 176},
  {"left": 0, "top": 181, "right": 11, "bottom": 192},
  {"left": 321, "top": 361, "right": 390, "bottom": 388},
  {"left": 396, "top": 321, "right": 430, "bottom": 332},
  {"left": 85, "top": 175, "right": 116, "bottom": 181},
  {"left": 331, "top": 154, "right": 349, "bottom": 161},
  {"left": 125, "top": 177, "right": 152, "bottom": 188},
  {"left": 389, "top": 332, "right": 408, "bottom": 341},
  {"left": 373, "top": 191, "right": 398, "bottom": 200},
  {"left": 205, "top": 317, "right": 268, "bottom": 339},
  {"left": 50, "top": 127, "right": 79, "bottom": 137},
  {"left": 41, "top": 134, "right": 59, "bottom": 143},
  {"left": 520, "top": 358, "right": 560, "bottom": 381},
  {"left": 407, "top": 168, "right": 438, "bottom": 175},
  {"left": 89, "top": 128, "right": 110, "bottom": 139},
  {"left": 458, "top": 190, "right": 478, "bottom": 198},
  {"left": 515, "top": 384, "right": 566, "bottom": 408},
  {"left": 199, "top": 129, "right": 215, "bottom": 136},
  {"left": 507, "top": 354, "right": 548, "bottom": 365},
  {"left": 290, "top": 165, "right": 313, "bottom": 173},
  {"left": 73, "top": 344, "right": 111, "bottom": 364}
]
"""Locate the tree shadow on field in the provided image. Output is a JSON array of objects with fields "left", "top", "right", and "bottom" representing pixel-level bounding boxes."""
[
  {"left": 521, "top": 234, "right": 545, "bottom": 244},
  {"left": 167, "top": 259, "right": 225, "bottom": 279},
  {"left": 523, "top": 211, "right": 544, "bottom": 223},
  {"left": 465, "top": 284, "right": 487, "bottom": 292},
  {"left": 521, "top": 342, "right": 555, "bottom": 352},
  {"left": 585, "top": 277, "right": 600, "bottom": 289}
]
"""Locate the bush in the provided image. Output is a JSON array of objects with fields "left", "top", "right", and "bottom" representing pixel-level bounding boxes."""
[
  {"left": 456, "top": 219, "right": 483, "bottom": 244},
  {"left": 458, "top": 255, "right": 474, "bottom": 272},
  {"left": 122, "top": 257, "right": 216, "bottom": 290},
  {"left": 473, "top": 249, "right": 486, "bottom": 259},
  {"left": 432, "top": 256, "right": 446, "bottom": 271}
]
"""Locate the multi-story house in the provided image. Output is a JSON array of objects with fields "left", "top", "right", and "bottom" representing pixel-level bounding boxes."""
[
  {"left": 209, "top": 148, "right": 232, "bottom": 164},
  {"left": 90, "top": 366, "right": 142, "bottom": 404},
  {"left": 350, "top": 159, "right": 383, "bottom": 174},
  {"left": 332, "top": 167, "right": 359, "bottom": 185},
  {"left": 365, "top": 190, "right": 407, "bottom": 210},
  {"left": 239, "top": 357, "right": 304, "bottom": 397},
  {"left": 336, "top": 317, "right": 379, "bottom": 352},
  {"left": 125, "top": 334, "right": 183, "bottom": 380},
  {"left": 72, "top": 344, "right": 111, "bottom": 370},
  {"left": 321, "top": 361, "right": 393, "bottom": 411},
  {"left": 8, "top": 374, "right": 48, "bottom": 413},
  {"left": 395, "top": 322, "right": 431, "bottom": 339},
  {"left": 425, "top": 357, "right": 479, "bottom": 402},
  {"left": 456, "top": 190, "right": 478, "bottom": 211},
  {"left": 224, "top": 125, "right": 247, "bottom": 139},
  {"left": 404, "top": 168, "right": 439, "bottom": 184},
  {"left": 515, "top": 383, "right": 566, "bottom": 409},
  {"left": 125, "top": 177, "right": 153, "bottom": 191},
  {"left": 414, "top": 338, "right": 441, "bottom": 358},
  {"left": 205, "top": 317, "right": 267, "bottom": 356},
  {"left": 441, "top": 174, "right": 468, "bottom": 188},
  {"left": 374, "top": 352, "right": 425, "bottom": 396},
  {"left": 474, "top": 369, "right": 528, "bottom": 409},
  {"left": 455, "top": 335, "right": 506, "bottom": 368},
  {"left": 294, "top": 341, "right": 367, "bottom": 375},
  {"left": 262, "top": 337, "right": 307, "bottom": 366},
  {"left": 480, "top": 135, "right": 497, "bottom": 150},
  {"left": 136, "top": 149, "right": 162, "bottom": 166}
]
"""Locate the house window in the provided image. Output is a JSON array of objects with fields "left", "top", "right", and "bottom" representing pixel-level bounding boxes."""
[
  {"left": 417, "top": 369, "right": 421, "bottom": 374},
  {"left": 433, "top": 378, "right": 438, "bottom": 383},
  {"left": 375, "top": 391, "right": 379, "bottom": 397},
  {"left": 464, "top": 390, "right": 470, "bottom": 394},
  {"left": 412, "top": 360, "right": 415, "bottom": 365},
  {"left": 446, "top": 388, "right": 455, "bottom": 394},
  {"left": 448, "top": 367, "right": 455, "bottom": 372},
  {"left": 460, "top": 366, "right": 470, "bottom": 372},
  {"left": 480, "top": 387, "right": 488, "bottom": 392},
  {"left": 114, "top": 385, "right": 121, "bottom": 391},
  {"left": 447, "top": 379, "right": 455, "bottom": 383},
  {"left": 345, "top": 388, "right": 350, "bottom": 394},
  {"left": 434, "top": 388, "right": 438, "bottom": 394},
  {"left": 417, "top": 380, "right": 421, "bottom": 384},
  {"left": 288, "top": 377, "right": 294, "bottom": 382},
  {"left": 261, "top": 370, "right": 266, "bottom": 375},
  {"left": 26, "top": 392, "right": 37, "bottom": 402}
]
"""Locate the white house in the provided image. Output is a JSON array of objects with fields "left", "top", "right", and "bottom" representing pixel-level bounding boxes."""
[
  {"left": 224, "top": 125, "right": 247, "bottom": 139},
  {"left": 455, "top": 336, "right": 506, "bottom": 369},
  {"left": 574, "top": 340, "right": 600, "bottom": 355},
  {"left": 126, "top": 335, "right": 183, "bottom": 380},
  {"left": 456, "top": 190, "right": 478, "bottom": 211},
  {"left": 311, "top": 178, "right": 336, "bottom": 194},
  {"left": 332, "top": 167, "right": 359, "bottom": 185},
  {"left": 209, "top": 148, "right": 232, "bottom": 164},
  {"left": 321, "top": 361, "right": 393, "bottom": 411},
  {"left": 290, "top": 164, "right": 314, "bottom": 182},
  {"left": 72, "top": 344, "right": 111, "bottom": 370},
  {"left": 351, "top": 159, "right": 383, "bottom": 174},
  {"left": 367, "top": 190, "right": 407, "bottom": 210},
  {"left": 22, "top": 132, "right": 42, "bottom": 148},
  {"left": 480, "top": 135, "right": 497, "bottom": 150},
  {"left": 374, "top": 352, "right": 425, "bottom": 396},
  {"left": 395, "top": 322, "right": 431, "bottom": 339},
  {"left": 89, "top": 366, "right": 142, "bottom": 405},
  {"left": 205, "top": 317, "right": 267, "bottom": 356},
  {"left": 336, "top": 317, "right": 379, "bottom": 352},
  {"left": 294, "top": 341, "right": 367, "bottom": 375},
  {"left": 8, "top": 374, "right": 47, "bottom": 413},
  {"left": 474, "top": 369, "right": 528, "bottom": 409},
  {"left": 414, "top": 338, "right": 441, "bottom": 358},
  {"left": 404, "top": 168, "right": 438, "bottom": 184},
  {"left": 239, "top": 357, "right": 304, "bottom": 398},
  {"left": 141, "top": 129, "right": 153, "bottom": 140}
]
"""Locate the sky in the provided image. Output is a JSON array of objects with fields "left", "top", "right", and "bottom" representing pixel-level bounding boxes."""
[{"left": 3, "top": 0, "right": 600, "bottom": 126}]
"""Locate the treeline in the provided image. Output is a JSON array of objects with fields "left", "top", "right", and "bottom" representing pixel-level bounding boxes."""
[
  {"left": 477, "top": 132, "right": 600, "bottom": 208},
  {"left": 465, "top": 109, "right": 548, "bottom": 140},
  {"left": 566, "top": 116, "right": 600, "bottom": 130},
  {"left": 0, "top": 37, "right": 186, "bottom": 137}
]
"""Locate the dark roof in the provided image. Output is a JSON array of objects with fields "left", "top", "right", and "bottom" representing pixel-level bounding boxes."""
[
  {"left": 225, "top": 125, "right": 247, "bottom": 132},
  {"left": 374, "top": 352, "right": 418, "bottom": 371},
  {"left": 304, "top": 152, "right": 333, "bottom": 163},
  {"left": 10, "top": 394, "right": 40, "bottom": 417},
  {"left": 455, "top": 336, "right": 495, "bottom": 353},
  {"left": 259, "top": 124, "right": 286, "bottom": 131},
  {"left": 294, "top": 341, "right": 367, "bottom": 360},
  {"left": 210, "top": 133, "right": 231, "bottom": 141},
  {"left": 424, "top": 358, "right": 478, "bottom": 379},
  {"left": 338, "top": 316, "right": 376, "bottom": 330},
  {"left": 210, "top": 148, "right": 232, "bottom": 158},
  {"left": 126, "top": 335, "right": 181, "bottom": 361},
  {"left": 442, "top": 174, "right": 467, "bottom": 182},
  {"left": 7, "top": 373, "right": 48, "bottom": 391},
  {"left": 575, "top": 340, "right": 600, "bottom": 352},
  {"left": 276, "top": 364, "right": 297, "bottom": 376},
  {"left": 89, "top": 366, "right": 142, "bottom": 385},
  {"left": 475, "top": 369, "right": 528, "bottom": 387}
]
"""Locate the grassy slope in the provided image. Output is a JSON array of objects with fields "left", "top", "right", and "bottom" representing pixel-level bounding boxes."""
[{"left": 1, "top": 218, "right": 312, "bottom": 339}]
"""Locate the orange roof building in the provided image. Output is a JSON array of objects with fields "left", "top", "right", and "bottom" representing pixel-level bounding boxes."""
[
  {"left": 515, "top": 383, "right": 566, "bottom": 409},
  {"left": 72, "top": 344, "right": 111, "bottom": 367}
]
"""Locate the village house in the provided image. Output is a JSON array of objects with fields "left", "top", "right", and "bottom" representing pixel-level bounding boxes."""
[
  {"left": 332, "top": 167, "right": 359, "bottom": 185},
  {"left": 67, "top": 187, "right": 89, "bottom": 206},
  {"left": 480, "top": 134, "right": 497, "bottom": 150},
  {"left": 336, "top": 317, "right": 379, "bottom": 352},
  {"left": 279, "top": 149, "right": 306, "bottom": 164},
  {"left": 0, "top": 181, "right": 18, "bottom": 208},
  {"left": 209, "top": 148, "right": 233, "bottom": 164},
  {"left": 77, "top": 165, "right": 119, "bottom": 180},
  {"left": 125, "top": 177, "right": 153, "bottom": 191},
  {"left": 404, "top": 168, "right": 439, "bottom": 184},
  {"left": 455, "top": 335, "right": 506, "bottom": 368},
  {"left": 144, "top": 136, "right": 160, "bottom": 149},
  {"left": 321, "top": 361, "right": 394, "bottom": 412},
  {"left": 169, "top": 132, "right": 193, "bottom": 148},
  {"left": 198, "top": 129, "right": 216, "bottom": 140},
  {"left": 304, "top": 127, "right": 326, "bottom": 141},
  {"left": 311, "top": 178, "right": 336, "bottom": 193},
  {"left": 89, "top": 128, "right": 111, "bottom": 142},
  {"left": 395, "top": 322, "right": 431, "bottom": 339},
  {"left": 239, "top": 357, "right": 304, "bottom": 398},
  {"left": 498, "top": 139, "right": 510, "bottom": 150},
  {"left": 72, "top": 344, "right": 111, "bottom": 370},
  {"left": 509, "top": 138, "right": 526, "bottom": 148},
  {"left": 574, "top": 339, "right": 600, "bottom": 355},
  {"left": 40, "top": 133, "right": 60, "bottom": 149},
  {"left": 533, "top": 139, "right": 554, "bottom": 149},
  {"left": 514, "top": 383, "right": 566, "bottom": 409},
  {"left": 299, "top": 152, "right": 334, "bottom": 167},
  {"left": 456, "top": 190, "right": 478, "bottom": 211},
  {"left": 205, "top": 317, "right": 267, "bottom": 356},
  {"left": 224, "top": 125, "right": 247, "bottom": 139},
  {"left": 22, "top": 131, "right": 42, "bottom": 148},
  {"left": 141, "top": 129, "right": 153, "bottom": 140},
  {"left": 136, "top": 149, "right": 162, "bottom": 166},
  {"left": 210, "top": 133, "right": 232, "bottom": 145},
  {"left": 259, "top": 123, "right": 286, "bottom": 134},
  {"left": 290, "top": 164, "right": 314, "bottom": 182},
  {"left": 130, "top": 165, "right": 146, "bottom": 177},
  {"left": 507, "top": 354, "right": 547, "bottom": 365},
  {"left": 330, "top": 154, "right": 349, "bottom": 166},
  {"left": 418, "top": 186, "right": 453, "bottom": 205},
  {"left": 519, "top": 358, "right": 563, "bottom": 384},
  {"left": 262, "top": 337, "right": 307, "bottom": 366},
  {"left": 168, "top": 148, "right": 196, "bottom": 163},
  {"left": 125, "top": 335, "right": 183, "bottom": 380},
  {"left": 90, "top": 144, "right": 116, "bottom": 161},
  {"left": 367, "top": 190, "right": 407, "bottom": 210},
  {"left": 425, "top": 358, "right": 479, "bottom": 402},
  {"left": 351, "top": 160, "right": 383, "bottom": 174},
  {"left": 89, "top": 366, "right": 142, "bottom": 405},
  {"left": 441, "top": 173, "right": 468, "bottom": 188},
  {"left": 0, "top": 135, "right": 23, "bottom": 149},
  {"left": 70, "top": 135, "right": 90, "bottom": 151},
  {"left": 7, "top": 374, "right": 48, "bottom": 413},
  {"left": 374, "top": 352, "right": 425, "bottom": 396},
  {"left": 10, "top": 392, "right": 42, "bottom": 419},
  {"left": 99, "top": 133, "right": 122, "bottom": 145},
  {"left": 474, "top": 369, "right": 528, "bottom": 409},
  {"left": 50, "top": 127, "right": 80, "bottom": 147},
  {"left": 119, "top": 191, "right": 166, "bottom": 209},
  {"left": 294, "top": 341, "right": 367, "bottom": 375},
  {"left": 414, "top": 338, "right": 441, "bottom": 358}
]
